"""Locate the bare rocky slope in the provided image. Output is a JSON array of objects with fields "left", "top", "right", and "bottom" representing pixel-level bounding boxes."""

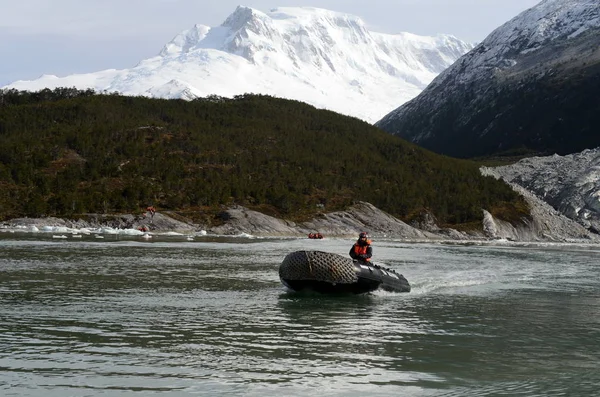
[
  {"left": 4, "top": 200, "right": 597, "bottom": 243},
  {"left": 481, "top": 148, "right": 600, "bottom": 234}
]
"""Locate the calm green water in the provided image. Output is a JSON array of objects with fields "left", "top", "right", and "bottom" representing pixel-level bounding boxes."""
[{"left": 1, "top": 233, "right": 599, "bottom": 396}]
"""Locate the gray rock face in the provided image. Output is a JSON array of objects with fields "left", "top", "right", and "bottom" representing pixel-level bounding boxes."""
[
  {"left": 4, "top": 198, "right": 598, "bottom": 243},
  {"left": 2, "top": 212, "right": 198, "bottom": 234},
  {"left": 209, "top": 202, "right": 441, "bottom": 239},
  {"left": 208, "top": 205, "right": 301, "bottom": 236},
  {"left": 481, "top": 148, "right": 600, "bottom": 234},
  {"left": 481, "top": 184, "right": 598, "bottom": 242},
  {"left": 208, "top": 200, "right": 598, "bottom": 242}
]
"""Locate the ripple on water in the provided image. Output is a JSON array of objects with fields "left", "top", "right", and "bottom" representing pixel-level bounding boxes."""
[{"left": 1, "top": 238, "right": 600, "bottom": 396}]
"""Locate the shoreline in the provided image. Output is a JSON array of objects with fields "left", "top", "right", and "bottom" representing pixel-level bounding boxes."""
[
  {"left": 2, "top": 217, "right": 599, "bottom": 249},
  {"left": 2, "top": 200, "right": 599, "bottom": 245}
]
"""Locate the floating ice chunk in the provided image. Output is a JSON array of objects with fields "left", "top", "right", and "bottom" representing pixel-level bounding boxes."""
[
  {"left": 163, "top": 231, "right": 184, "bottom": 236},
  {"left": 120, "top": 228, "right": 145, "bottom": 236}
]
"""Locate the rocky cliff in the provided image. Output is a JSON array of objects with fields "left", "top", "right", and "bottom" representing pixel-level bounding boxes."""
[{"left": 481, "top": 148, "right": 600, "bottom": 234}]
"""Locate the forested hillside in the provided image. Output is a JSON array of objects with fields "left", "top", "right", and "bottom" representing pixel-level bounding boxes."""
[{"left": 0, "top": 88, "right": 527, "bottom": 227}]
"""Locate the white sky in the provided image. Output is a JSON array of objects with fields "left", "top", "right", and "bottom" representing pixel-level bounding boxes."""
[{"left": 0, "top": 0, "right": 541, "bottom": 86}]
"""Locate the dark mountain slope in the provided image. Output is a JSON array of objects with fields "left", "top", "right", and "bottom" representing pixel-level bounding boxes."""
[
  {"left": 0, "top": 88, "right": 526, "bottom": 227},
  {"left": 376, "top": 0, "right": 600, "bottom": 159}
]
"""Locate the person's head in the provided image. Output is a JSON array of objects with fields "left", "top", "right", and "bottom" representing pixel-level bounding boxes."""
[{"left": 358, "top": 232, "right": 369, "bottom": 244}]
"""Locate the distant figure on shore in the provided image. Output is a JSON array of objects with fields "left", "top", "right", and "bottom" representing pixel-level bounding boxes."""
[
  {"left": 146, "top": 206, "right": 156, "bottom": 218},
  {"left": 308, "top": 232, "right": 323, "bottom": 239},
  {"left": 349, "top": 232, "right": 372, "bottom": 262}
]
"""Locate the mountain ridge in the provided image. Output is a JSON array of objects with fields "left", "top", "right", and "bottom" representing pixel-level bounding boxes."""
[
  {"left": 376, "top": 0, "right": 600, "bottom": 157},
  {"left": 3, "top": 6, "right": 472, "bottom": 123}
]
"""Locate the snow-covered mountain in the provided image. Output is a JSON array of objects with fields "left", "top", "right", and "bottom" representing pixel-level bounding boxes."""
[
  {"left": 377, "top": 0, "right": 600, "bottom": 157},
  {"left": 482, "top": 148, "right": 600, "bottom": 234},
  {"left": 2, "top": 6, "right": 472, "bottom": 123}
]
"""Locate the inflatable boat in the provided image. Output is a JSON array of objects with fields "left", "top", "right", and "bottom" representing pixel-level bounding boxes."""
[{"left": 279, "top": 250, "right": 410, "bottom": 294}]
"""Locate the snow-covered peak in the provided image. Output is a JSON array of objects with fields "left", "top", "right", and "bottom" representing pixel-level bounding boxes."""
[
  {"left": 378, "top": 0, "right": 600, "bottom": 130},
  {"left": 3, "top": 6, "right": 472, "bottom": 123},
  {"left": 222, "top": 5, "right": 273, "bottom": 31},
  {"left": 484, "top": 0, "right": 600, "bottom": 52},
  {"left": 159, "top": 24, "right": 211, "bottom": 56},
  {"left": 447, "top": 0, "right": 600, "bottom": 84},
  {"left": 145, "top": 79, "right": 203, "bottom": 101}
]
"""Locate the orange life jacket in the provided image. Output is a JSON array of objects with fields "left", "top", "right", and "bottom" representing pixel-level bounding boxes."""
[{"left": 353, "top": 242, "right": 371, "bottom": 261}]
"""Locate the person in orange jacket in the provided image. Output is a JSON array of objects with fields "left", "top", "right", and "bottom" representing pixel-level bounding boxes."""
[{"left": 349, "top": 232, "right": 372, "bottom": 262}]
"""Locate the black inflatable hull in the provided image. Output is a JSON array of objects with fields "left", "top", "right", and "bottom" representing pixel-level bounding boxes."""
[{"left": 279, "top": 250, "right": 410, "bottom": 294}]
